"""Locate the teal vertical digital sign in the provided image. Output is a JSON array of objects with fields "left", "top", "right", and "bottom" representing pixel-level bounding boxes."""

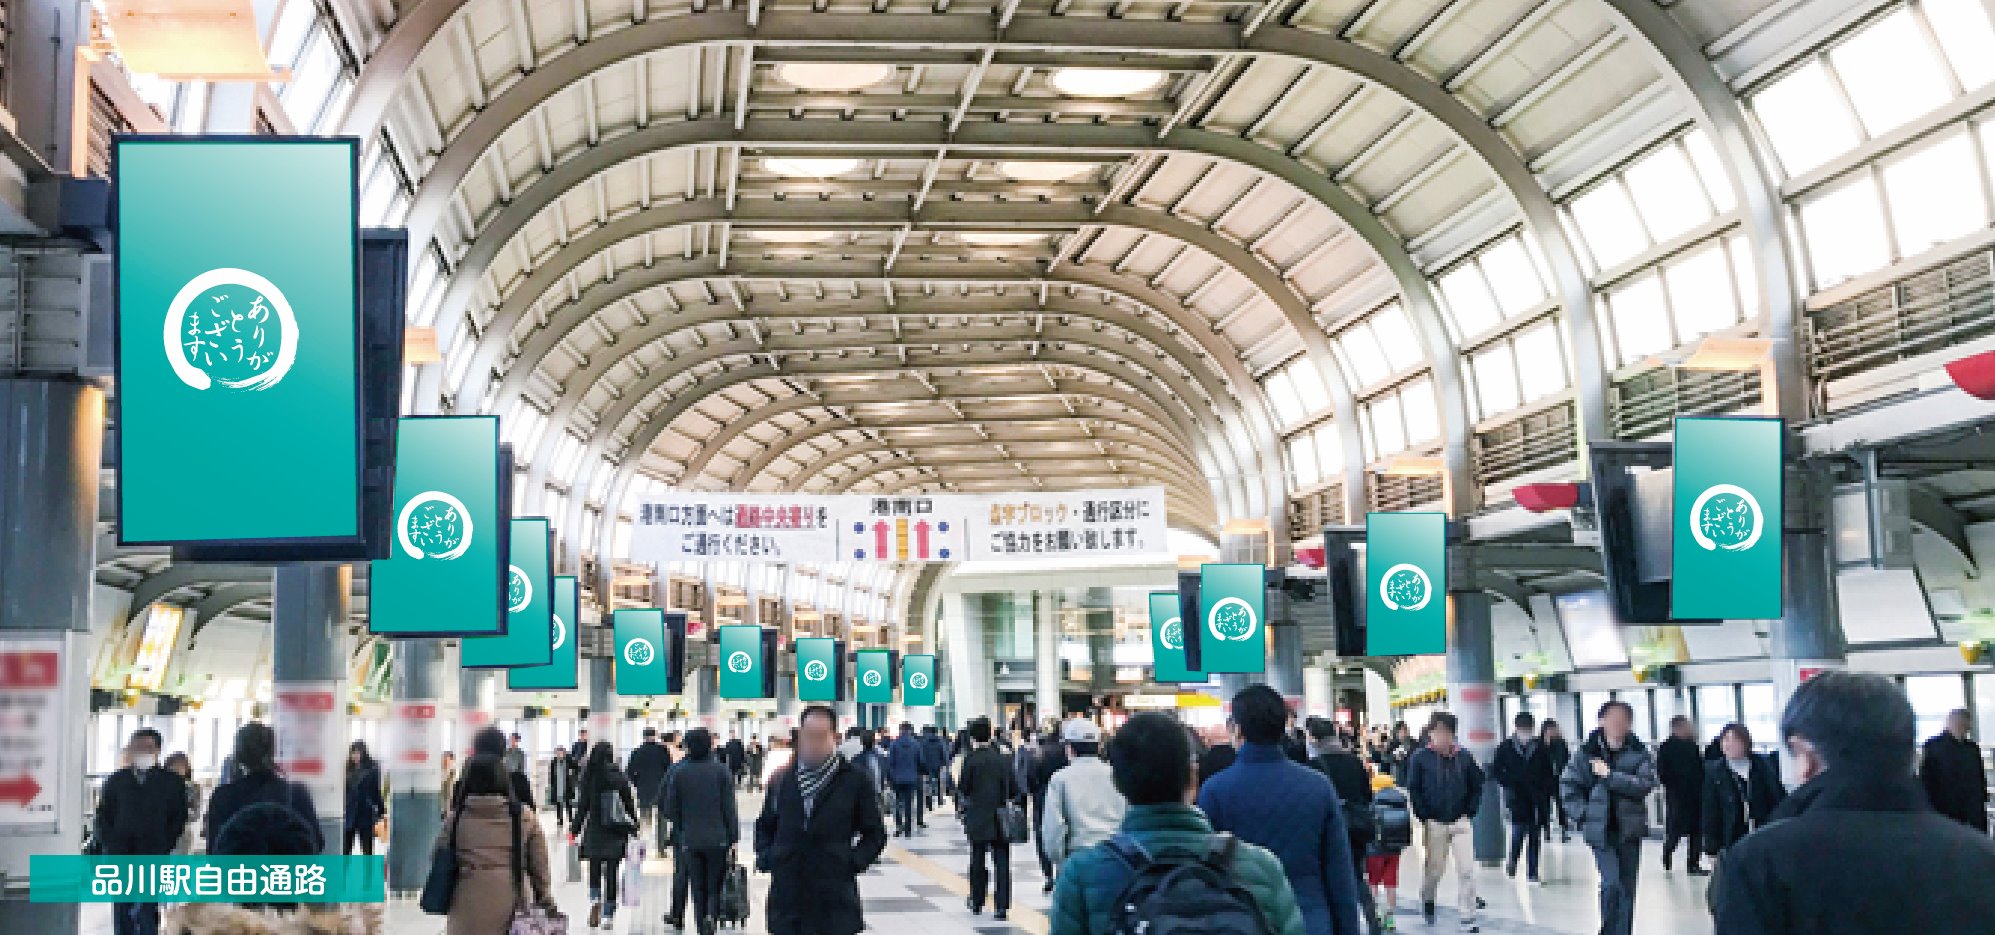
[
  {"left": 718, "top": 626, "right": 767, "bottom": 700},
  {"left": 854, "top": 650, "right": 894, "bottom": 704},
  {"left": 463, "top": 518, "right": 552, "bottom": 668},
  {"left": 1148, "top": 592, "right": 1205, "bottom": 683},
  {"left": 1197, "top": 564, "right": 1266, "bottom": 673},
  {"left": 114, "top": 138, "right": 363, "bottom": 546},
  {"left": 1366, "top": 512, "right": 1447, "bottom": 656},
  {"left": 613, "top": 609, "right": 671, "bottom": 696},
  {"left": 369, "top": 417, "right": 504, "bottom": 636},
  {"left": 902, "top": 654, "right": 937, "bottom": 707},
  {"left": 509, "top": 576, "right": 578, "bottom": 691},
  {"left": 1673, "top": 417, "right": 1783, "bottom": 620},
  {"left": 796, "top": 638, "right": 838, "bottom": 702}
]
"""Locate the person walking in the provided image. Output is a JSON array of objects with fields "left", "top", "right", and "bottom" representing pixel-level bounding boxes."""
[
  {"left": 1700, "top": 723, "right": 1784, "bottom": 864},
  {"left": 626, "top": 727, "right": 673, "bottom": 829},
  {"left": 920, "top": 726, "right": 951, "bottom": 812},
  {"left": 162, "top": 753, "right": 200, "bottom": 854},
  {"left": 887, "top": 722, "right": 925, "bottom": 836},
  {"left": 1711, "top": 672, "right": 1995, "bottom": 933},
  {"left": 1385, "top": 723, "right": 1416, "bottom": 785},
  {"left": 95, "top": 728, "right": 189, "bottom": 935},
  {"left": 1539, "top": 720, "right": 1571, "bottom": 843},
  {"left": 724, "top": 734, "right": 747, "bottom": 788},
  {"left": 547, "top": 747, "right": 577, "bottom": 830},
  {"left": 342, "top": 741, "right": 386, "bottom": 856},
  {"left": 570, "top": 730, "right": 591, "bottom": 765},
  {"left": 1027, "top": 725, "right": 1072, "bottom": 890},
  {"left": 1200, "top": 685, "right": 1364, "bottom": 935},
  {"left": 571, "top": 741, "right": 639, "bottom": 930},
  {"left": 1040, "top": 717, "right": 1124, "bottom": 884},
  {"left": 204, "top": 722, "right": 322, "bottom": 853},
  {"left": 1403, "top": 712, "right": 1483, "bottom": 932},
  {"left": 443, "top": 754, "right": 559, "bottom": 935},
  {"left": 1365, "top": 771, "right": 1413, "bottom": 933},
  {"left": 753, "top": 705, "right": 889, "bottom": 935},
  {"left": 1560, "top": 701, "right": 1656, "bottom": 935},
  {"left": 660, "top": 729, "right": 738, "bottom": 935},
  {"left": 1920, "top": 707, "right": 1989, "bottom": 833},
  {"left": 459, "top": 727, "right": 535, "bottom": 809},
  {"left": 1656, "top": 716, "right": 1707, "bottom": 875},
  {"left": 1489, "top": 712, "right": 1555, "bottom": 883},
  {"left": 504, "top": 733, "right": 529, "bottom": 777},
  {"left": 1048, "top": 712, "right": 1305, "bottom": 935},
  {"left": 1306, "top": 718, "right": 1379, "bottom": 934},
  {"left": 746, "top": 740, "right": 766, "bottom": 793},
  {"left": 956, "top": 717, "right": 1016, "bottom": 920},
  {"left": 440, "top": 750, "right": 459, "bottom": 818}
]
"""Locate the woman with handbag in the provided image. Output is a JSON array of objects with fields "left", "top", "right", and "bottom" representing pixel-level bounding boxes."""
[
  {"left": 955, "top": 717, "right": 1016, "bottom": 920},
  {"left": 571, "top": 741, "right": 638, "bottom": 930},
  {"left": 443, "top": 755, "right": 560, "bottom": 935}
]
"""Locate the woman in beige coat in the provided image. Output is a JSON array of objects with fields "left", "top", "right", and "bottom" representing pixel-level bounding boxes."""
[{"left": 444, "top": 754, "right": 560, "bottom": 935}]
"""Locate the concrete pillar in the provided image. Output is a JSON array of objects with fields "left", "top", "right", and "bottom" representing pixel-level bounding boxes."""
[
  {"left": 1303, "top": 664, "right": 1334, "bottom": 721},
  {"left": 1035, "top": 591, "right": 1060, "bottom": 725},
  {"left": 587, "top": 657, "right": 614, "bottom": 741},
  {"left": 1086, "top": 588, "right": 1116, "bottom": 696},
  {"left": 271, "top": 563, "right": 351, "bottom": 853},
  {"left": 0, "top": 378, "right": 102, "bottom": 931},
  {"left": 386, "top": 640, "right": 445, "bottom": 892},
  {"left": 457, "top": 666, "right": 497, "bottom": 756},
  {"left": 1771, "top": 460, "right": 1848, "bottom": 783},
  {"left": 1270, "top": 623, "right": 1305, "bottom": 701},
  {"left": 1447, "top": 589, "right": 1504, "bottom": 864}
]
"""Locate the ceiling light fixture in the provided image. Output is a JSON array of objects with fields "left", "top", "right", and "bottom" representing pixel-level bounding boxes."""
[
  {"left": 773, "top": 62, "right": 895, "bottom": 91},
  {"left": 999, "top": 160, "right": 1098, "bottom": 183},
  {"left": 764, "top": 156, "right": 861, "bottom": 178},
  {"left": 957, "top": 231, "right": 1047, "bottom": 246},
  {"left": 1048, "top": 67, "right": 1166, "bottom": 97},
  {"left": 746, "top": 229, "right": 838, "bottom": 244}
]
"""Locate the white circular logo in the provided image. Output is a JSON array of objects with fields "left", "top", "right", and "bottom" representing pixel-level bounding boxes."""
[
  {"left": 396, "top": 491, "right": 474, "bottom": 560},
  {"left": 622, "top": 638, "right": 655, "bottom": 667},
  {"left": 1159, "top": 617, "right": 1184, "bottom": 650},
  {"left": 1379, "top": 563, "right": 1434, "bottom": 612},
  {"left": 727, "top": 650, "right": 754, "bottom": 673},
  {"left": 550, "top": 614, "right": 567, "bottom": 652},
  {"left": 1206, "top": 597, "right": 1258, "bottom": 643},
  {"left": 1689, "top": 483, "right": 1765, "bottom": 552},
  {"left": 861, "top": 669, "right": 884, "bottom": 688},
  {"left": 803, "top": 659, "right": 829, "bottom": 682},
  {"left": 163, "top": 268, "right": 298, "bottom": 391},
  {"left": 507, "top": 565, "right": 532, "bottom": 613},
  {"left": 908, "top": 671, "right": 930, "bottom": 690}
]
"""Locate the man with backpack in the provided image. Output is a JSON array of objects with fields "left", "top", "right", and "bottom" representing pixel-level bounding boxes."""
[{"left": 1049, "top": 712, "right": 1304, "bottom": 935}]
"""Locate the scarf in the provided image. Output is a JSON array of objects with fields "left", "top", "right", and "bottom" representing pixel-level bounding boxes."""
[{"left": 796, "top": 752, "right": 841, "bottom": 818}]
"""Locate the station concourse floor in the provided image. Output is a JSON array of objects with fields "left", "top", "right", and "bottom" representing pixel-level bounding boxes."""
[{"left": 83, "top": 794, "right": 1717, "bottom": 935}]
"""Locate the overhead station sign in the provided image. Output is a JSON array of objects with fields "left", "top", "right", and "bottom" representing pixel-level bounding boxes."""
[
  {"left": 1193, "top": 564, "right": 1266, "bottom": 674},
  {"left": 795, "top": 638, "right": 838, "bottom": 702},
  {"left": 631, "top": 488, "right": 1168, "bottom": 563},
  {"left": 1673, "top": 417, "right": 1784, "bottom": 620},
  {"left": 854, "top": 649, "right": 895, "bottom": 704},
  {"left": 1366, "top": 512, "right": 1448, "bottom": 656},
  {"left": 368, "top": 417, "right": 505, "bottom": 636},
  {"left": 463, "top": 518, "right": 553, "bottom": 668},
  {"left": 509, "top": 575, "right": 579, "bottom": 691},
  {"left": 717, "top": 626, "right": 768, "bottom": 700},
  {"left": 902, "top": 654, "right": 937, "bottom": 707},
  {"left": 114, "top": 137, "right": 365, "bottom": 548},
  {"left": 1147, "top": 592, "right": 1205, "bottom": 684},
  {"left": 613, "top": 609, "right": 672, "bottom": 696}
]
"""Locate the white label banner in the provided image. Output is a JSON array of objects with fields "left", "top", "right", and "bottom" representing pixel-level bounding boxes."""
[
  {"left": 384, "top": 699, "right": 442, "bottom": 792},
  {"left": 272, "top": 681, "right": 344, "bottom": 819},
  {"left": 0, "top": 639, "right": 63, "bottom": 830}
]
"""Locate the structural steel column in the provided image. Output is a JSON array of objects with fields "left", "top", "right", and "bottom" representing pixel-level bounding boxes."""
[
  {"left": 271, "top": 563, "right": 351, "bottom": 853},
  {"left": 386, "top": 640, "right": 445, "bottom": 892},
  {"left": 1035, "top": 592, "right": 1061, "bottom": 725},
  {"left": 1446, "top": 589, "right": 1504, "bottom": 863},
  {"left": 1772, "top": 461, "right": 1848, "bottom": 782},
  {"left": 457, "top": 666, "right": 497, "bottom": 754},
  {"left": 587, "top": 657, "right": 614, "bottom": 741},
  {"left": 1270, "top": 624, "right": 1305, "bottom": 703}
]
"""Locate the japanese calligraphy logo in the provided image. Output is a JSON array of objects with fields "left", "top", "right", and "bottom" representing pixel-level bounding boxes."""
[
  {"left": 1205, "top": 597, "right": 1258, "bottom": 643},
  {"left": 550, "top": 614, "right": 567, "bottom": 652},
  {"left": 623, "top": 638, "right": 656, "bottom": 667},
  {"left": 507, "top": 565, "right": 533, "bottom": 613},
  {"left": 1159, "top": 617, "right": 1185, "bottom": 651},
  {"left": 727, "top": 650, "right": 754, "bottom": 674},
  {"left": 862, "top": 668, "right": 884, "bottom": 688},
  {"left": 1689, "top": 484, "right": 1764, "bottom": 553},
  {"left": 163, "top": 268, "right": 298, "bottom": 392},
  {"left": 908, "top": 671, "right": 930, "bottom": 691},
  {"left": 397, "top": 491, "right": 474, "bottom": 560},
  {"left": 803, "top": 660, "right": 830, "bottom": 682},
  {"left": 1379, "top": 563, "right": 1433, "bottom": 612}
]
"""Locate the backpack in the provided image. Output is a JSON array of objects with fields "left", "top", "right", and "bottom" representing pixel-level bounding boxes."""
[
  {"left": 1372, "top": 786, "right": 1413, "bottom": 850},
  {"left": 1100, "top": 833, "right": 1276, "bottom": 935}
]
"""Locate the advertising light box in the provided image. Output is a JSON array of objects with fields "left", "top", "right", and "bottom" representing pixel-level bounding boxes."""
[
  {"left": 1673, "top": 416, "right": 1784, "bottom": 620},
  {"left": 114, "top": 137, "right": 365, "bottom": 548},
  {"left": 902, "top": 654, "right": 937, "bottom": 707},
  {"left": 1148, "top": 591, "right": 1205, "bottom": 684},
  {"left": 613, "top": 609, "right": 671, "bottom": 696},
  {"left": 462, "top": 518, "right": 552, "bottom": 668},
  {"left": 508, "top": 575, "right": 578, "bottom": 691},
  {"left": 796, "top": 638, "right": 838, "bottom": 703},
  {"left": 368, "top": 417, "right": 505, "bottom": 636},
  {"left": 1197, "top": 564, "right": 1266, "bottom": 674},
  {"left": 854, "top": 649, "right": 895, "bottom": 704},
  {"left": 1366, "top": 512, "right": 1448, "bottom": 656},
  {"left": 718, "top": 626, "right": 767, "bottom": 700}
]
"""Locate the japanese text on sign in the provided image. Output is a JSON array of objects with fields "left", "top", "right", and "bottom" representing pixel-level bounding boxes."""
[
  {"left": 0, "top": 640, "right": 62, "bottom": 830},
  {"left": 29, "top": 856, "right": 384, "bottom": 903}
]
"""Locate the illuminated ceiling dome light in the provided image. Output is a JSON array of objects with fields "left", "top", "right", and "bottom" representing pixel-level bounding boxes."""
[
  {"left": 765, "top": 156, "right": 862, "bottom": 178},
  {"left": 1048, "top": 67, "right": 1166, "bottom": 97},
  {"left": 747, "top": 229, "right": 839, "bottom": 244},
  {"left": 957, "top": 231, "right": 1047, "bottom": 246},
  {"left": 999, "top": 160, "right": 1098, "bottom": 182},
  {"left": 774, "top": 62, "right": 896, "bottom": 91}
]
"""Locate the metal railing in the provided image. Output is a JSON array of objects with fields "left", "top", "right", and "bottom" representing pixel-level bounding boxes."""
[
  {"left": 1286, "top": 482, "right": 1345, "bottom": 534},
  {"left": 1474, "top": 401, "right": 1577, "bottom": 484},
  {"left": 1369, "top": 471, "right": 1444, "bottom": 512},
  {"left": 1807, "top": 250, "right": 1995, "bottom": 385},
  {"left": 1610, "top": 366, "right": 1762, "bottom": 439}
]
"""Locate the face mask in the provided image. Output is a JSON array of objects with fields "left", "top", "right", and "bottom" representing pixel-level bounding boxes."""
[{"left": 132, "top": 754, "right": 158, "bottom": 771}]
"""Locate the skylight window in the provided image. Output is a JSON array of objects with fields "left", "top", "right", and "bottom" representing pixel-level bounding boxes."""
[
  {"left": 1663, "top": 243, "right": 1739, "bottom": 341},
  {"left": 1570, "top": 181, "right": 1650, "bottom": 270},
  {"left": 1479, "top": 237, "right": 1547, "bottom": 316},
  {"left": 1829, "top": 11, "right": 1953, "bottom": 138},
  {"left": 1924, "top": 0, "right": 1995, "bottom": 91},
  {"left": 1880, "top": 131, "right": 1982, "bottom": 254},
  {"left": 1799, "top": 176, "right": 1892, "bottom": 286},
  {"left": 1607, "top": 274, "right": 1672, "bottom": 365},
  {"left": 1752, "top": 62, "right": 1862, "bottom": 177},
  {"left": 1624, "top": 145, "right": 1712, "bottom": 243}
]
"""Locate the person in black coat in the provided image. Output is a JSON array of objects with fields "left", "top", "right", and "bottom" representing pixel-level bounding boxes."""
[
  {"left": 570, "top": 730, "right": 592, "bottom": 765},
  {"left": 1920, "top": 708, "right": 1989, "bottom": 833},
  {"left": 1711, "top": 672, "right": 1995, "bottom": 934},
  {"left": 626, "top": 728, "right": 674, "bottom": 826},
  {"left": 458, "top": 727, "right": 534, "bottom": 810},
  {"left": 572, "top": 741, "right": 639, "bottom": 929},
  {"left": 547, "top": 748, "right": 577, "bottom": 829},
  {"left": 956, "top": 717, "right": 1016, "bottom": 919},
  {"left": 724, "top": 735, "right": 748, "bottom": 787},
  {"left": 1197, "top": 741, "right": 1236, "bottom": 789},
  {"left": 1305, "top": 718, "right": 1376, "bottom": 927},
  {"left": 1701, "top": 722, "right": 1785, "bottom": 857},
  {"left": 1539, "top": 720, "right": 1572, "bottom": 842},
  {"left": 1026, "top": 731, "right": 1070, "bottom": 887},
  {"left": 203, "top": 722, "right": 323, "bottom": 854},
  {"left": 754, "top": 705, "right": 889, "bottom": 935},
  {"left": 341, "top": 741, "right": 386, "bottom": 856},
  {"left": 1655, "top": 715, "right": 1707, "bottom": 875},
  {"left": 661, "top": 729, "right": 739, "bottom": 935},
  {"left": 95, "top": 728, "right": 189, "bottom": 935},
  {"left": 1490, "top": 711, "right": 1557, "bottom": 882}
]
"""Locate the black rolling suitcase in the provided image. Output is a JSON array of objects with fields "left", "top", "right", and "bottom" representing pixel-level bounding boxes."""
[{"left": 716, "top": 851, "right": 750, "bottom": 927}]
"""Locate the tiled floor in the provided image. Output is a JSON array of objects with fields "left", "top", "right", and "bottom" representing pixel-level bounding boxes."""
[{"left": 84, "top": 793, "right": 1721, "bottom": 935}]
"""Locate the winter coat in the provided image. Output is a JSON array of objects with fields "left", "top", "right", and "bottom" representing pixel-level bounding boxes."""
[
  {"left": 1042, "top": 756, "right": 1127, "bottom": 864},
  {"left": 1198, "top": 744, "right": 1236, "bottom": 788},
  {"left": 956, "top": 745, "right": 1015, "bottom": 844},
  {"left": 546, "top": 757, "right": 575, "bottom": 807},
  {"left": 1655, "top": 736, "right": 1706, "bottom": 834},
  {"left": 443, "top": 795, "right": 553, "bottom": 935},
  {"left": 920, "top": 733, "right": 949, "bottom": 775},
  {"left": 1919, "top": 732, "right": 1989, "bottom": 832},
  {"left": 625, "top": 742, "right": 673, "bottom": 806},
  {"left": 1048, "top": 803, "right": 1306, "bottom": 935},
  {"left": 724, "top": 739, "right": 747, "bottom": 773},
  {"left": 344, "top": 765, "right": 385, "bottom": 829},
  {"left": 1311, "top": 750, "right": 1374, "bottom": 851},
  {"left": 204, "top": 772, "right": 322, "bottom": 855},
  {"left": 1701, "top": 756, "right": 1784, "bottom": 855},
  {"left": 1711, "top": 767, "right": 1995, "bottom": 935},
  {"left": 1489, "top": 736, "right": 1556, "bottom": 826},
  {"left": 753, "top": 756, "right": 889, "bottom": 935},
  {"left": 1029, "top": 742, "right": 1070, "bottom": 811},
  {"left": 1403, "top": 745, "right": 1484, "bottom": 825},
  {"left": 1198, "top": 742, "right": 1364, "bottom": 935},
  {"left": 887, "top": 733, "right": 924, "bottom": 784},
  {"left": 1559, "top": 732, "right": 1657, "bottom": 848},
  {"left": 95, "top": 766, "right": 190, "bottom": 856},
  {"left": 163, "top": 902, "right": 382, "bottom": 935},
  {"left": 662, "top": 755, "right": 739, "bottom": 850},
  {"left": 1544, "top": 736, "right": 1571, "bottom": 778},
  {"left": 571, "top": 766, "right": 637, "bottom": 860}
]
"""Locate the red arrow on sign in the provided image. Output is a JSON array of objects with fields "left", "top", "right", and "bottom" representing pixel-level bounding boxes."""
[{"left": 0, "top": 774, "right": 42, "bottom": 807}]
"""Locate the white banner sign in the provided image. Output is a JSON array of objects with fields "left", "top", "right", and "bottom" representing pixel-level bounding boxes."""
[
  {"left": 272, "top": 681, "right": 344, "bottom": 819},
  {"left": 0, "top": 639, "right": 63, "bottom": 831},
  {"left": 631, "top": 488, "right": 1169, "bottom": 564},
  {"left": 384, "top": 699, "right": 442, "bottom": 792}
]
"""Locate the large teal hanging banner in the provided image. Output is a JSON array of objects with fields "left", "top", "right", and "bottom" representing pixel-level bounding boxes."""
[
  {"left": 1673, "top": 416, "right": 1784, "bottom": 620},
  {"left": 509, "top": 575, "right": 578, "bottom": 691},
  {"left": 1148, "top": 591, "right": 1205, "bottom": 683},
  {"left": 1366, "top": 512, "right": 1447, "bottom": 656},
  {"left": 718, "top": 626, "right": 767, "bottom": 700},
  {"left": 369, "top": 417, "right": 504, "bottom": 636},
  {"left": 1197, "top": 564, "right": 1266, "bottom": 673},
  {"left": 613, "top": 609, "right": 671, "bottom": 696},
  {"left": 854, "top": 649, "right": 895, "bottom": 704},
  {"left": 463, "top": 518, "right": 552, "bottom": 668},
  {"left": 796, "top": 638, "right": 838, "bottom": 702},
  {"left": 902, "top": 654, "right": 937, "bottom": 707},
  {"left": 114, "top": 137, "right": 364, "bottom": 547}
]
